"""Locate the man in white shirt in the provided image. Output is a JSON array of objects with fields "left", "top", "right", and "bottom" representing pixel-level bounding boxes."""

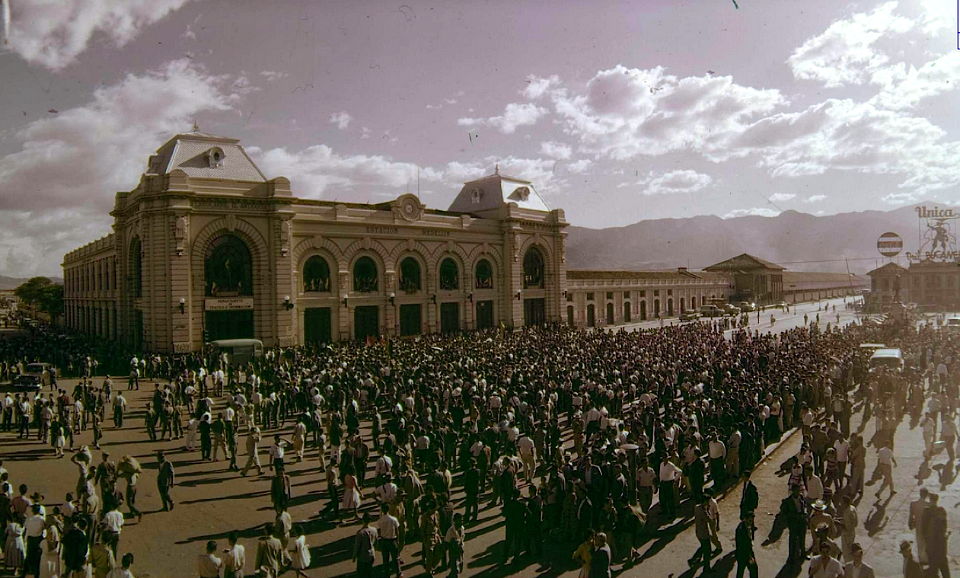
[
  {"left": 808, "top": 541, "right": 843, "bottom": 578},
  {"left": 112, "top": 392, "right": 127, "bottom": 428},
  {"left": 659, "top": 459, "right": 682, "bottom": 519},
  {"left": 833, "top": 437, "right": 850, "bottom": 479},
  {"left": 517, "top": 434, "right": 537, "bottom": 482},
  {"left": 101, "top": 502, "right": 124, "bottom": 556},
  {"left": 875, "top": 444, "right": 897, "bottom": 498},
  {"left": 377, "top": 503, "right": 401, "bottom": 578},
  {"left": 375, "top": 475, "right": 398, "bottom": 505}
]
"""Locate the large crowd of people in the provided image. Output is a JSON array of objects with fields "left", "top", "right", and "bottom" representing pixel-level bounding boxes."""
[{"left": 0, "top": 307, "right": 956, "bottom": 578}]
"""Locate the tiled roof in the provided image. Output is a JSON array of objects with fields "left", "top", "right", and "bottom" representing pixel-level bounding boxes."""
[
  {"left": 566, "top": 269, "right": 728, "bottom": 281},
  {"left": 163, "top": 139, "right": 266, "bottom": 182},
  {"left": 703, "top": 253, "right": 785, "bottom": 271},
  {"left": 865, "top": 262, "right": 908, "bottom": 276}
]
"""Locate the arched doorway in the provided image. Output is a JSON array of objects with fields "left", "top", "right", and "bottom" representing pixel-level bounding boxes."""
[
  {"left": 640, "top": 301, "right": 647, "bottom": 320},
  {"left": 667, "top": 298, "right": 674, "bottom": 316},
  {"left": 654, "top": 299, "right": 660, "bottom": 318},
  {"left": 205, "top": 235, "right": 254, "bottom": 341},
  {"left": 522, "top": 248, "right": 546, "bottom": 326},
  {"left": 624, "top": 302, "right": 631, "bottom": 322},
  {"left": 606, "top": 302, "right": 614, "bottom": 325},
  {"left": 587, "top": 304, "right": 596, "bottom": 327},
  {"left": 680, "top": 297, "right": 685, "bottom": 314},
  {"left": 352, "top": 256, "right": 380, "bottom": 341},
  {"left": 567, "top": 305, "right": 575, "bottom": 326}
]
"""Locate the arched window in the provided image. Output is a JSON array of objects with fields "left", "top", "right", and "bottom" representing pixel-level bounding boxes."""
[
  {"left": 354, "top": 256, "right": 379, "bottom": 293},
  {"left": 523, "top": 248, "right": 544, "bottom": 289},
  {"left": 205, "top": 235, "right": 253, "bottom": 297},
  {"left": 475, "top": 259, "right": 494, "bottom": 289},
  {"left": 303, "top": 256, "right": 331, "bottom": 292},
  {"left": 130, "top": 237, "right": 142, "bottom": 298},
  {"left": 399, "top": 257, "right": 421, "bottom": 293},
  {"left": 439, "top": 258, "right": 459, "bottom": 291}
]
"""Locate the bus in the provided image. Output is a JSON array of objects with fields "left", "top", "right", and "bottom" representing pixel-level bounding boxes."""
[{"left": 206, "top": 339, "right": 263, "bottom": 368}]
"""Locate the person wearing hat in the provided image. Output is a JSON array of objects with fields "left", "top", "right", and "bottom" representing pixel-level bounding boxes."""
[
  {"left": 899, "top": 541, "right": 924, "bottom": 578},
  {"left": 156, "top": 451, "right": 175, "bottom": 512},
  {"left": 842, "top": 543, "right": 874, "bottom": 578}
]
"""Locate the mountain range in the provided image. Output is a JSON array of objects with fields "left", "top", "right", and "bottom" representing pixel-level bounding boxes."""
[
  {"left": 0, "top": 275, "right": 63, "bottom": 291},
  {"left": 565, "top": 203, "right": 943, "bottom": 275}
]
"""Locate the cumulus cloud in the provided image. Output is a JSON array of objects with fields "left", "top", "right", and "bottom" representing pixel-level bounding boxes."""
[
  {"left": 805, "top": 194, "right": 827, "bottom": 203},
  {"left": 869, "top": 52, "right": 960, "bottom": 111},
  {"left": 882, "top": 192, "right": 918, "bottom": 205},
  {"left": 254, "top": 148, "right": 565, "bottom": 200},
  {"left": 723, "top": 207, "right": 781, "bottom": 219},
  {"left": 552, "top": 65, "right": 786, "bottom": 161},
  {"left": 6, "top": 0, "right": 195, "bottom": 70},
  {"left": 260, "top": 70, "right": 289, "bottom": 82},
  {"left": 330, "top": 111, "right": 353, "bottom": 130},
  {"left": 522, "top": 74, "right": 560, "bottom": 99},
  {"left": 255, "top": 145, "right": 442, "bottom": 199},
  {"left": 768, "top": 193, "right": 796, "bottom": 202},
  {"left": 0, "top": 58, "right": 238, "bottom": 276},
  {"left": 729, "top": 98, "right": 960, "bottom": 193},
  {"left": 539, "top": 141, "right": 572, "bottom": 160},
  {"left": 457, "top": 102, "right": 548, "bottom": 134},
  {"left": 787, "top": 2, "right": 913, "bottom": 88},
  {"left": 640, "top": 170, "right": 713, "bottom": 196},
  {"left": 567, "top": 159, "right": 593, "bottom": 174}
]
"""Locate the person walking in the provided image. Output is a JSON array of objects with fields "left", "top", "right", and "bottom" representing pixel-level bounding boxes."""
[
  {"left": 445, "top": 513, "right": 465, "bottom": 578},
  {"left": 222, "top": 531, "right": 245, "bottom": 578},
  {"left": 288, "top": 526, "right": 311, "bottom": 578},
  {"left": 352, "top": 514, "right": 378, "bottom": 578},
  {"left": 377, "top": 503, "right": 401, "bottom": 578},
  {"left": 253, "top": 524, "right": 283, "bottom": 578},
  {"left": 156, "top": 451, "right": 175, "bottom": 511},
  {"left": 735, "top": 511, "right": 758, "bottom": 578},
  {"left": 689, "top": 496, "right": 716, "bottom": 570},
  {"left": 589, "top": 532, "right": 612, "bottom": 578},
  {"left": 923, "top": 493, "right": 951, "bottom": 578},
  {"left": 875, "top": 442, "right": 898, "bottom": 499},
  {"left": 842, "top": 543, "right": 875, "bottom": 578},
  {"left": 241, "top": 427, "right": 264, "bottom": 477}
]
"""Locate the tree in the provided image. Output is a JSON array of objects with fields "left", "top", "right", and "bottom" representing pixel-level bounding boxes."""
[{"left": 14, "top": 277, "right": 63, "bottom": 318}]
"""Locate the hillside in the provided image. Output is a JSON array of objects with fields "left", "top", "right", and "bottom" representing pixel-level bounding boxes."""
[{"left": 565, "top": 204, "right": 935, "bottom": 275}]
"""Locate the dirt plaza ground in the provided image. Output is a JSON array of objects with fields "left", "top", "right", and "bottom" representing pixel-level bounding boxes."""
[{"left": 1, "top": 297, "right": 956, "bottom": 578}]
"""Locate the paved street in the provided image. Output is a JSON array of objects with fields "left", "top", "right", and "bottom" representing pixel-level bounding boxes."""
[{"left": 1, "top": 297, "right": 956, "bottom": 578}]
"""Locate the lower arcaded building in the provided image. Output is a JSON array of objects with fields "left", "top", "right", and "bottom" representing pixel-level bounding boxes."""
[{"left": 62, "top": 131, "right": 864, "bottom": 352}]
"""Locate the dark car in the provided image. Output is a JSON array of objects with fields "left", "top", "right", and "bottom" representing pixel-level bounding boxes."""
[
  {"left": 679, "top": 310, "right": 701, "bottom": 322},
  {"left": 13, "top": 374, "right": 41, "bottom": 392}
]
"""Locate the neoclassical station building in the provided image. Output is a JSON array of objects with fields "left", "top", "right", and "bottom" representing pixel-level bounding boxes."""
[{"left": 62, "top": 131, "right": 864, "bottom": 353}]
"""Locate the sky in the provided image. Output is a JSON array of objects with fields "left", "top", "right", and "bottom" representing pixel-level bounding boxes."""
[{"left": 0, "top": 0, "right": 958, "bottom": 277}]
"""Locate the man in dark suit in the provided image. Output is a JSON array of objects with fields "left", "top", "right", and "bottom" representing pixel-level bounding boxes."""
[
  {"left": 740, "top": 470, "right": 759, "bottom": 519},
  {"left": 156, "top": 451, "right": 175, "bottom": 511},
  {"left": 843, "top": 543, "right": 875, "bottom": 578},
  {"left": 735, "top": 511, "right": 758, "bottom": 578},
  {"left": 782, "top": 483, "right": 807, "bottom": 564}
]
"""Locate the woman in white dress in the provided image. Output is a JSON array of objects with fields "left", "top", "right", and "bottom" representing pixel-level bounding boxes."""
[
  {"left": 288, "top": 525, "right": 311, "bottom": 577},
  {"left": 4, "top": 515, "right": 25, "bottom": 576},
  {"left": 339, "top": 468, "right": 361, "bottom": 522},
  {"left": 38, "top": 529, "right": 62, "bottom": 578}
]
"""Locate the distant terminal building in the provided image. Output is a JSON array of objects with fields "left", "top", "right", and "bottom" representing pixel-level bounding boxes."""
[{"left": 62, "top": 132, "right": 866, "bottom": 352}]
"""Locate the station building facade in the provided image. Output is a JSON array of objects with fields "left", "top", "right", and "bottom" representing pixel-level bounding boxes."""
[{"left": 62, "top": 132, "right": 867, "bottom": 352}]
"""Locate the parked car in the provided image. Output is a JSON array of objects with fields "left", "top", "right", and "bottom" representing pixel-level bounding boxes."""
[
  {"left": 12, "top": 374, "right": 41, "bottom": 392},
  {"left": 698, "top": 305, "right": 723, "bottom": 318},
  {"left": 23, "top": 362, "right": 53, "bottom": 381},
  {"left": 722, "top": 304, "right": 741, "bottom": 316},
  {"left": 679, "top": 310, "right": 701, "bottom": 321},
  {"left": 736, "top": 302, "right": 756, "bottom": 312}
]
